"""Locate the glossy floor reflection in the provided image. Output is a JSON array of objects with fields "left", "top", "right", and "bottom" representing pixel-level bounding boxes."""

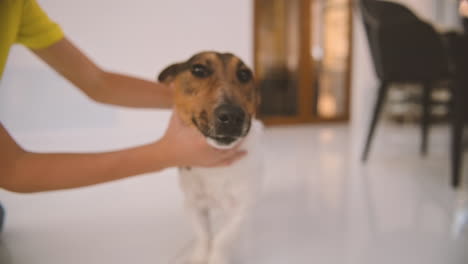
[{"left": 0, "top": 123, "right": 467, "bottom": 264}]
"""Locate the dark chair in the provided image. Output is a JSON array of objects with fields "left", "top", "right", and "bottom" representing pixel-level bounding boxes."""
[{"left": 359, "top": 0, "right": 452, "bottom": 161}]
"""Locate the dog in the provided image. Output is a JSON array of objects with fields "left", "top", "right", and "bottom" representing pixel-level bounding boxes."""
[{"left": 158, "top": 51, "right": 263, "bottom": 264}]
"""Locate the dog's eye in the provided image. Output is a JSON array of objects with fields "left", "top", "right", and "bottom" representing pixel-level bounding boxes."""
[
  {"left": 237, "top": 69, "right": 252, "bottom": 83},
  {"left": 191, "top": 64, "right": 211, "bottom": 78}
]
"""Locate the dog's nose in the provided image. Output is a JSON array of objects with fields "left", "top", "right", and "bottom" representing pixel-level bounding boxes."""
[{"left": 215, "top": 104, "right": 245, "bottom": 126}]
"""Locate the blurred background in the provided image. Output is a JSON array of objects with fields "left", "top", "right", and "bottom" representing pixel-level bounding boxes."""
[{"left": 1, "top": 0, "right": 468, "bottom": 263}]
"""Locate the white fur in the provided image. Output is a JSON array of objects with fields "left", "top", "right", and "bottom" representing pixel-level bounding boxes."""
[
  {"left": 178, "top": 119, "right": 263, "bottom": 264},
  {"left": 206, "top": 137, "right": 242, "bottom": 150}
]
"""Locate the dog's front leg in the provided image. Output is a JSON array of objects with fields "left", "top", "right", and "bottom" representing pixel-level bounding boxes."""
[
  {"left": 188, "top": 206, "right": 211, "bottom": 264},
  {"left": 208, "top": 206, "right": 247, "bottom": 264}
]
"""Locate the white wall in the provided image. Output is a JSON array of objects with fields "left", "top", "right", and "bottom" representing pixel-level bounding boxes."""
[{"left": 0, "top": 0, "right": 252, "bottom": 140}]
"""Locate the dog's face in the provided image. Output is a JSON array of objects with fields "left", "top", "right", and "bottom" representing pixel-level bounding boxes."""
[{"left": 158, "top": 51, "right": 258, "bottom": 149}]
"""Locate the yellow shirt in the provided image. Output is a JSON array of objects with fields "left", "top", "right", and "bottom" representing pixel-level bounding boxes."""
[{"left": 0, "top": 0, "right": 64, "bottom": 77}]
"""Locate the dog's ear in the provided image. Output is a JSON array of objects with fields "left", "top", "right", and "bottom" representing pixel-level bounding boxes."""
[{"left": 157, "top": 62, "right": 185, "bottom": 83}]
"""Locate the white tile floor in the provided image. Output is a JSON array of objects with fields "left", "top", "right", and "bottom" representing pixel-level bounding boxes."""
[{"left": 1, "top": 123, "right": 467, "bottom": 264}]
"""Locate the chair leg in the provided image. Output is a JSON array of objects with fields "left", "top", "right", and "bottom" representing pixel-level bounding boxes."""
[
  {"left": 452, "top": 118, "right": 463, "bottom": 188},
  {"left": 451, "top": 79, "right": 464, "bottom": 188},
  {"left": 421, "top": 82, "right": 432, "bottom": 156},
  {"left": 362, "top": 81, "right": 389, "bottom": 162},
  {"left": 0, "top": 202, "right": 4, "bottom": 232}
]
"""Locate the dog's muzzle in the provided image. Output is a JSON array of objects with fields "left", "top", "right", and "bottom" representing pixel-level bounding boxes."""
[
  {"left": 204, "top": 104, "right": 250, "bottom": 149},
  {"left": 214, "top": 104, "right": 245, "bottom": 139},
  {"left": 191, "top": 103, "right": 251, "bottom": 149}
]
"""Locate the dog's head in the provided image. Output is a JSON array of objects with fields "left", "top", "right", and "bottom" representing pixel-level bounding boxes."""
[{"left": 158, "top": 51, "right": 258, "bottom": 149}]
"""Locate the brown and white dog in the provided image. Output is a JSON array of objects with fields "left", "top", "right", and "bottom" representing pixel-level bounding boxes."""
[{"left": 158, "top": 51, "right": 263, "bottom": 264}]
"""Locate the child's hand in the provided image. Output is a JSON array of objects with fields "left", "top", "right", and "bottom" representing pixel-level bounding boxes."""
[{"left": 460, "top": 0, "right": 468, "bottom": 17}]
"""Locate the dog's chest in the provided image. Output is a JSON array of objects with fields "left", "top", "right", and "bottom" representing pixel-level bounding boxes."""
[{"left": 178, "top": 120, "right": 263, "bottom": 209}]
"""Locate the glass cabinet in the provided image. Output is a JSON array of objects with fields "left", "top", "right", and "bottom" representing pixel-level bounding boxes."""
[{"left": 254, "top": 0, "right": 353, "bottom": 125}]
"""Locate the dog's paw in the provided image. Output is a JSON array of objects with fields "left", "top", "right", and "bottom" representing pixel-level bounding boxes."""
[
  {"left": 187, "top": 256, "right": 207, "bottom": 264},
  {"left": 207, "top": 254, "right": 229, "bottom": 264},
  {"left": 188, "top": 244, "right": 209, "bottom": 264}
]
